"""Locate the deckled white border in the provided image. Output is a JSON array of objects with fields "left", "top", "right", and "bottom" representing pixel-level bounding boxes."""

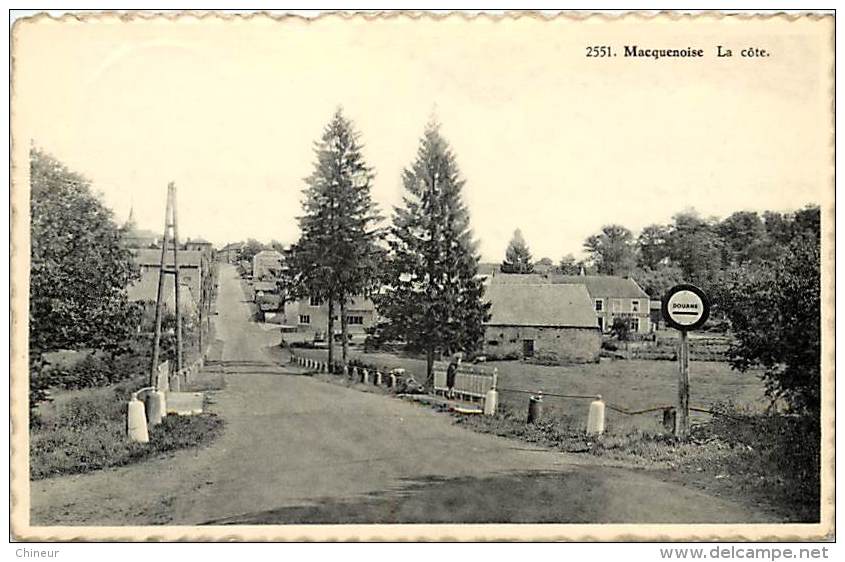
[{"left": 7, "top": 8, "right": 836, "bottom": 543}]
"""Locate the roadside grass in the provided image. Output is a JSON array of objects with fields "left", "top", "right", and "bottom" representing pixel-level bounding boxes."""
[
  {"left": 289, "top": 346, "right": 816, "bottom": 522},
  {"left": 31, "top": 378, "right": 224, "bottom": 480},
  {"left": 453, "top": 402, "right": 819, "bottom": 522}
]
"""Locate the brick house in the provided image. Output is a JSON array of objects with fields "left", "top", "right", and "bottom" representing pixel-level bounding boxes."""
[{"left": 483, "top": 283, "right": 601, "bottom": 364}]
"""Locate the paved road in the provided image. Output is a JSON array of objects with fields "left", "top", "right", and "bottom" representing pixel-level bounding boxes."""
[{"left": 30, "top": 264, "right": 775, "bottom": 525}]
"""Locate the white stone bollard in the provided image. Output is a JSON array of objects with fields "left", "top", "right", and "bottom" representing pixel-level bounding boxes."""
[
  {"left": 374, "top": 371, "right": 383, "bottom": 386},
  {"left": 389, "top": 373, "right": 397, "bottom": 388},
  {"left": 127, "top": 398, "right": 149, "bottom": 443},
  {"left": 587, "top": 396, "right": 606, "bottom": 436},
  {"left": 483, "top": 389, "right": 499, "bottom": 416},
  {"left": 145, "top": 390, "right": 167, "bottom": 427}
]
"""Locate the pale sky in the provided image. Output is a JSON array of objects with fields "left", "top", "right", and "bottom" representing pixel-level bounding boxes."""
[{"left": 13, "top": 14, "right": 832, "bottom": 262}]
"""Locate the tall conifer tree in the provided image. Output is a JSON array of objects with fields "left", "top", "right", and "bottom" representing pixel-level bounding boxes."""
[
  {"left": 286, "top": 109, "right": 381, "bottom": 368},
  {"left": 501, "top": 228, "right": 534, "bottom": 273},
  {"left": 376, "top": 121, "right": 490, "bottom": 386}
]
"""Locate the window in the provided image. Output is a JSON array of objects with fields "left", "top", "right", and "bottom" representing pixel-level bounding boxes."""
[
  {"left": 299, "top": 314, "right": 310, "bottom": 325},
  {"left": 347, "top": 315, "right": 364, "bottom": 325},
  {"left": 309, "top": 296, "right": 321, "bottom": 306},
  {"left": 487, "top": 340, "right": 500, "bottom": 347},
  {"left": 631, "top": 318, "right": 640, "bottom": 332},
  {"left": 631, "top": 299, "right": 640, "bottom": 313},
  {"left": 595, "top": 299, "right": 604, "bottom": 312}
]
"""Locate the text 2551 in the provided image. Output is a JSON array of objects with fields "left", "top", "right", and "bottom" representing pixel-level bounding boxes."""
[{"left": 585, "top": 46, "right": 613, "bottom": 57}]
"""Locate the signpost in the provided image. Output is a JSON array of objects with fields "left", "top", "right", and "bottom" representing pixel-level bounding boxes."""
[{"left": 661, "top": 284, "right": 710, "bottom": 439}]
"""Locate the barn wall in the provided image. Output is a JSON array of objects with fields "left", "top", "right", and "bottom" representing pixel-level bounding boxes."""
[{"left": 483, "top": 325, "right": 600, "bottom": 364}]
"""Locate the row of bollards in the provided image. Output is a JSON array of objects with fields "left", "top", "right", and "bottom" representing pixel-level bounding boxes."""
[
  {"left": 127, "top": 358, "right": 203, "bottom": 443},
  {"left": 525, "top": 392, "right": 606, "bottom": 436},
  {"left": 290, "top": 354, "right": 502, "bottom": 417}
]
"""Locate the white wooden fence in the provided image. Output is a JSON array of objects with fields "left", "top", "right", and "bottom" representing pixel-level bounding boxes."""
[{"left": 433, "top": 367, "right": 497, "bottom": 402}]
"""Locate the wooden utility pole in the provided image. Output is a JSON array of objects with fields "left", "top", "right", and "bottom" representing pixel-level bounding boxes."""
[
  {"left": 150, "top": 182, "right": 184, "bottom": 387},
  {"left": 677, "top": 330, "right": 690, "bottom": 439}
]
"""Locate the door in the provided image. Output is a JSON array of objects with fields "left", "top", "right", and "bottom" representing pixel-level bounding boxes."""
[{"left": 522, "top": 339, "right": 535, "bottom": 358}]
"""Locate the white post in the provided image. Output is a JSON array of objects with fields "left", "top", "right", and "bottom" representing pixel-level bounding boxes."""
[
  {"left": 587, "top": 395, "right": 606, "bottom": 436},
  {"left": 127, "top": 398, "right": 149, "bottom": 443}
]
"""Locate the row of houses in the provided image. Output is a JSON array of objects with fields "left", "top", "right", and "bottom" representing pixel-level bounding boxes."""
[
  {"left": 244, "top": 250, "right": 654, "bottom": 363},
  {"left": 121, "top": 213, "right": 214, "bottom": 321}
]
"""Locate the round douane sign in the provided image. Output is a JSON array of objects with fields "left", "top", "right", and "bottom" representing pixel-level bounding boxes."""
[{"left": 661, "top": 284, "right": 710, "bottom": 331}]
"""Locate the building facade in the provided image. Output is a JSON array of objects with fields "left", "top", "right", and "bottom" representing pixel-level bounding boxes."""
[
  {"left": 130, "top": 248, "right": 205, "bottom": 308},
  {"left": 282, "top": 295, "right": 377, "bottom": 336},
  {"left": 483, "top": 283, "right": 601, "bottom": 364},
  {"left": 549, "top": 275, "right": 652, "bottom": 334},
  {"left": 252, "top": 249, "right": 283, "bottom": 280}
]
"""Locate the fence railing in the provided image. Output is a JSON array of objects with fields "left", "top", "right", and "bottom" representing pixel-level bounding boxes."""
[
  {"left": 433, "top": 367, "right": 497, "bottom": 401},
  {"left": 154, "top": 355, "right": 205, "bottom": 393}
]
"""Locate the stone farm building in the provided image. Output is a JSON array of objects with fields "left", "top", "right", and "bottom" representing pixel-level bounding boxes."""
[
  {"left": 282, "top": 295, "right": 377, "bottom": 339},
  {"left": 486, "top": 272, "right": 653, "bottom": 334},
  {"left": 483, "top": 283, "right": 600, "bottom": 363}
]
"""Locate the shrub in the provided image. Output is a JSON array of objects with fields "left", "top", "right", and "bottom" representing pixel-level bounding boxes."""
[{"left": 31, "top": 386, "right": 224, "bottom": 480}]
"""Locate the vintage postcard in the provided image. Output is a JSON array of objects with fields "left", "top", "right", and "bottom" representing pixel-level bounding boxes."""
[{"left": 9, "top": 11, "right": 835, "bottom": 542}]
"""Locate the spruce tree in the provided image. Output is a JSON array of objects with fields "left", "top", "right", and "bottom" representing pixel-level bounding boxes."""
[
  {"left": 376, "top": 121, "right": 490, "bottom": 386},
  {"left": 501, "top": 228, "right": 534, "bottom": 273},
  {"left": 286, "top": 109, "right": 381, "bottom": 369}
]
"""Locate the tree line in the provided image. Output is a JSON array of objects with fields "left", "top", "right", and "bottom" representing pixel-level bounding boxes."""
[
  {"left": 501, "top": 206, "right": 820, "bottom": 300},
  {"left": 283, "top": 110, "right": 489, "bottom": 386},
  {"left": 501, "top": 208, "right": 821, "bottom": 422}
]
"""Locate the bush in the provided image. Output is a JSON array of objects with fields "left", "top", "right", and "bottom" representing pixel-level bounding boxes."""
[{"left": 31, "top": 385, "right": 224, "bottom": 480}]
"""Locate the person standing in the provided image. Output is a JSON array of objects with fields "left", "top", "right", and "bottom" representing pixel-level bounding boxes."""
[{"left": 446, "top": 352, "right": 463, "bottom": 400}]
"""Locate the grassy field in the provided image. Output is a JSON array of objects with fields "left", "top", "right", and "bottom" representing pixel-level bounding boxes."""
[{"left": 289, "top": 346, "right": 768, "bottom": 433}]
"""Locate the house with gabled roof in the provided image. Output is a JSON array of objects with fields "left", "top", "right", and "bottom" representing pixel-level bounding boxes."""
[
  {"left": 547, "top": 275, "right": 651, "bottom": 334},
  {"left": 483, "top": 283, "right": 600, "bottom": 364}
]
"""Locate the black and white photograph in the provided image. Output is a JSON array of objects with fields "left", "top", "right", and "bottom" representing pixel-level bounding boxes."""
[{"left": 8, "top": 9, "right": 835, "bottom": 543}]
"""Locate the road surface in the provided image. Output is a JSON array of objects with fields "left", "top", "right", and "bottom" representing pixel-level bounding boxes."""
[{"left": 30, "top": 264, "right": 776, "bottom": 525}]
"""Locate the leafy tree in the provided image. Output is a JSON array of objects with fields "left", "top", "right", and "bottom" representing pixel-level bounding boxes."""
[
  {"left": 375, "top": 121, "right": 490, "bottom": 386},
  {"left": 557, "top": 254, "right": 581, "bottom": 275},
  {"left": 631, "top": 263, "right": 685, "bottom": 299},
  {"left": 609, "top": 317, "right": 631, "bottom": 342},
  {"left": 665, "top": 210, "right": 723, "bottom": 285},
  {"left": 714, "top": 207, "right": 820, "bottom": 419},
  {"left": 285, "top": 109, "right": 381, "bottom": 368},
  {"left": 238, "top": 238, "right": 266, "bottom": 264},
  {"left": 534, "top": 257, "right": 554, "bottom": 272},
  {"left": 583, "top": 224, "right": 637, "bottom": 276},
  {"left": 637, "top": 224, "right": 671, "bottom": 269},
  {"left": 717, "top": 211, "right": 769, "bottom": 265},
  {"left": 500, "top": 229, "right": 534, "bottom": 273},
  {"left": 29, "top": 148, "right": 141, "bottom": 412}
]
